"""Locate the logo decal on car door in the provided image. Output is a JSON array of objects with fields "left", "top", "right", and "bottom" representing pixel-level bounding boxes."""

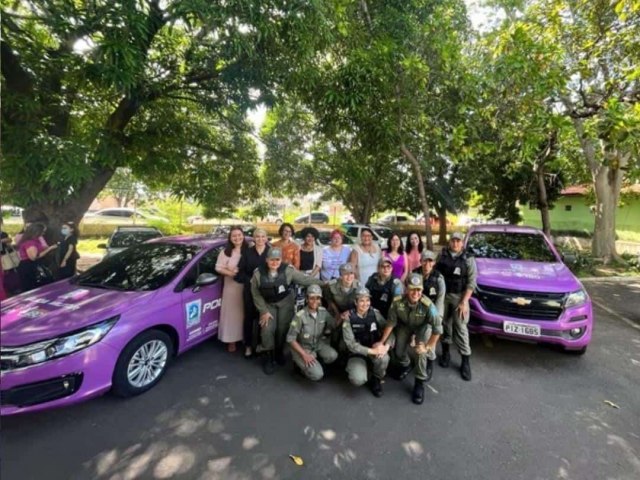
[{"left": 186, "top": 299, "right": 202, "bottom": 328}]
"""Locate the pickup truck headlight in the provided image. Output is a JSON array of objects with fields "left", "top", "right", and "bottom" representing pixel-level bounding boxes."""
[
  {"left": 565, "top": 289, "right": 588, "bottom": 308},
  {"left": 1, "top": 316, "right": 119, "bottom": 371}
]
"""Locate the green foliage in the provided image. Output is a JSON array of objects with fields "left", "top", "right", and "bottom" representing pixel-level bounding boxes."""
[{"left": 1, "top": 0, "right": 332, "bottom": 221}]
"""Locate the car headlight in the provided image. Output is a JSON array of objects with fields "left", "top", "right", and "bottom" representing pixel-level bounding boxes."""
[
  {"left": 565, "top": 289, "right": 588, "bottom": 308},
  {"left": 1, "top": 316, "right": 119, "bottom": 371}
]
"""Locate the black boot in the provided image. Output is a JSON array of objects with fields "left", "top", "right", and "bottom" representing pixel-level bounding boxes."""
[
  {"left": 425, "top": 359, "right": 434, "bottom": 382},
  {"left": 275, "top": 349, "right": 286, "bottom": 366},
  {"left": 412, "top": 379, "right": 425, "bottom": 405},
  {"left": 439, "top": 343, "right": 450, "bottom": 368},
  {"left": 370, "top": 376, "right": 383, "bottom": 398},
  {"left": 262, "top": 351, "right": 276, "bottom": 375},
  {"left": 460, "top": 355, "right": 472, "bottom": 381}
]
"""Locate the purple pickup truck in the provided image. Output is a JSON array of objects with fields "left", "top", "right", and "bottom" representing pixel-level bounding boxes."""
[
  {"left": 466, "top": 225, "right": 593, "bottom": 353},
  {"left": 1, "top": 236, "right": 226, "bottom": 415}
]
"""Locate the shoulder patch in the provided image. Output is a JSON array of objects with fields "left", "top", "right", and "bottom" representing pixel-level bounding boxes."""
[
  {"left": 342, "top": 321, "right": 350, "bottom": 329},
  {"left": 290, "top": 320, "right": 298, "bottom": 327},
  {"left": 420, "top": 296, "right": 433, "bottom": 307},
  {"left": 393, "top": 295, "right": 403, "bottom": 302}
]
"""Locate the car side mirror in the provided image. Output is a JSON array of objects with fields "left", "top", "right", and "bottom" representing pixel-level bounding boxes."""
[
  {"left": 97, "top": 243, "right": 107, "bottom": 249},
  {"left": 196, "top": 273, "right": 218, "bottom": 286}
]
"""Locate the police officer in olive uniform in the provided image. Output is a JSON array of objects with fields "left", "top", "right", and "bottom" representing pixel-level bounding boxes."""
[
  {"left": 251, "top": 248, "right": 323, "bottom": 375},
  {"left": 342, "top": 287, "right": 390, "bottom": 397},
  {"left": 365, "top": 257, "right": 404, "bottom": 318},
  {"left": 379, "top": 273, "right": 442, "bottom": 404},
  {"left": 435, "top": 232, "right": 477, "bottom": 381},
  {"left": 286, "top": 284, "right": 338, "bottom": 381},
  {"left": 325, "top": 263, "right": 361, "bottom": 322},
  {"left": 414, "top": 250, "right": 445, "bottom": 321}
]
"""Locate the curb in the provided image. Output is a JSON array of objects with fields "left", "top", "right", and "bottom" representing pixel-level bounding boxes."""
[{"left": 580, "top": 276, "right": 640, "bottom": 283}]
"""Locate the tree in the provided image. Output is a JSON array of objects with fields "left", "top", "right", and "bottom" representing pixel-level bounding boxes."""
[
  {"left": 478, "top": 0, "right": 640, "bottom": 262},
  {"left": 1, "top": 0, "right": 330, "bottom": 238},
  {"left": 98, "top": 168, "right": 146, "bottom": 208}
]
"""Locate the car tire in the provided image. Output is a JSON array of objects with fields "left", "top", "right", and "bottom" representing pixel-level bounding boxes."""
[
  {"left": 112, "top": 329, "right": 174, "bottom": 398},
  {"left": 564, "top": 346, "right": 587, "bottom": 355}
]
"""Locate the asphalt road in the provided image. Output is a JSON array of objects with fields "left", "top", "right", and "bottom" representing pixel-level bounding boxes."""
[{"left": 2, "top": 280, "right": 640, "bottom": 480}]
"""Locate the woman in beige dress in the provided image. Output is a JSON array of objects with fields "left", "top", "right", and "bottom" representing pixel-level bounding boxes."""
[{"left": 215, "top": 226, "right": 247, "bottom": 352}]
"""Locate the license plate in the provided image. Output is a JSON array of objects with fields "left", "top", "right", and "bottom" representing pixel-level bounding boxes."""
[{"left": 503, "top": 321, "right": 541, "bottom": 337}]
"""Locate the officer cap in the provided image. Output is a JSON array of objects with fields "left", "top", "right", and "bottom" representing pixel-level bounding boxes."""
[
  {"left": 339, "top": 263, "right": 354, "bottom": 275},
  {"left": 307, "top": 284, "right": 323, "bottom": 297},
  {"left": 267, "top": 248, "right": 282, "bottom": 259},
  {"left": 450, "top": 232, "right": 464, "bottom": 241},
  {"left": 355, "top": 287, "right": 371, "bottom": 298},
  {"left": 407, "top": 273, "right": 424, "bottom": 290},
  {"left": 378, "top": 256, "right": 393, "bottom": 267},
  {"left": 421, "top": 250, "right": 436, "bottom": 262}
]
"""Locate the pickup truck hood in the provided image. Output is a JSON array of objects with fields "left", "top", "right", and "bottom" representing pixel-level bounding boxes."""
[
  {"left": 474, "top": 258, "right": 582, "bottom": 293},
  {"left": 0, "top": 280, "right": 153, "bottom": 346}
]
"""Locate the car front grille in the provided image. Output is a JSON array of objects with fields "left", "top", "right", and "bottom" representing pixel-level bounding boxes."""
[
  {"left": 474, "top": 284, "right": 565, "bottom": 321},
  {"left": 0, "top": 373, "right": 83, "bottom": 407}
]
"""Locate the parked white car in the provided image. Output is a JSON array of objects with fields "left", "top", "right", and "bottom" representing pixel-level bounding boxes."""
[
  {"left": 83, "top": 208, "right": 169, "bottom": 224},
  {"left": 342, "top": 224, "right": 392, "bottom": 249}
]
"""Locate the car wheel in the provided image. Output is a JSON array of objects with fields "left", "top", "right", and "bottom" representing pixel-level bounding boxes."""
[
  {"left": 112, "top": 330, "right": 173, "bottom": 397},
  {"left": 565, "top": 346, "right": 587, "bottom": 355}
]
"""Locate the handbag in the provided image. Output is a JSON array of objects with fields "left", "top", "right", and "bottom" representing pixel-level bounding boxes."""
[
  {"left": 34, "top": 262, "right": 54, "bottom": 287},
  {"left": 1, "top": 248, "right": 20, "bottom": 271}
]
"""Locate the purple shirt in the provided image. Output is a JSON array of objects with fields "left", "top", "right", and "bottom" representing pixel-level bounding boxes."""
[
  {"left": 385, "top": 251, "right": 407, "bottom": 280},
  {"left": 18, "top": 239, "right": 44, "bottom": 261}
]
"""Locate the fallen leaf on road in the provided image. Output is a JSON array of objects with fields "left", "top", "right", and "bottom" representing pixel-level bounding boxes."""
[
  {"left": 289, "top": 455, "right": 304, "bottom": 466},
  {"left": 604, "top": 400, "right": 620, "bottom": 409}
]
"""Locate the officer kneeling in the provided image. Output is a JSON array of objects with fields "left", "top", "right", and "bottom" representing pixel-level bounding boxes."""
[
  {"left": 251, "top": 248, "right": 322, "bottom": 375},
  {"left": 342, "top": 287, "right": 390, "bottom": 397},
  {"left": 379, "top": 273, "right": 442, "bottom": 405},
  {"left": 286, "top": 285, "right": 338, "bottom": 381}
]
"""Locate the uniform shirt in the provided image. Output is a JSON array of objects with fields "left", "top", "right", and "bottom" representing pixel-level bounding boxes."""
[
  {"left": 386, "top": 295, "right": 442, "bottom": 343},
  {"left": 250, "top": 264, "right": 321, "bottom": 314},
  {"left": 342, "top": 308, "right": 386, "bottom": 357},
  {"left": 325, "top": 279, "right": 361, "bottom": 313},
  {"left": 286, "top": 306, "right": 333, "bottom": 351},
  {"left": 423, "top": 271, "right": 446, "bottom": 319},
  {"left": 436, "top": 248, "right": 478, "bottom": 294}
]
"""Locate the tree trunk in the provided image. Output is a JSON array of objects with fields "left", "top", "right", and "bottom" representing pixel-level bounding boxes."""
[
  {"left": 400, "top": 143, "right": 433, "bottom": 250},
  {"left": 536, "top": 164, "right": 551, "bottom": 237},
  {"left": 568, "top": 114, "right": 628, "bottom": 263},
  {"left": 22, "top": 166, "right": 116, "bottom": 245},
  {"left": 591, "top": 161, "right": 623, "bottom": 263},
  {"left": 437, "top": 205, "right": 448, "bottom": 246}
]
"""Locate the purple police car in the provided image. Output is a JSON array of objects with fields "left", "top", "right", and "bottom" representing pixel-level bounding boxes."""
[
  {"left": 1, "top": 235, "right": 226, "bottom": 415},
  {"left": 466, "top": 225, "right": 593, "bottom": 353}
]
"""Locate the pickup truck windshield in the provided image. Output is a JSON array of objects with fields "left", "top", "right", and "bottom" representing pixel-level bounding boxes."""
[{"left": 467, "top": 232, "right": 558, "bottom": 263}]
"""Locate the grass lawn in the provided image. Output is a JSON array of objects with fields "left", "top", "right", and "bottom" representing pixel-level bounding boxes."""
[{"left": 77, "top": 237, "right": 108, "bottom": 256}]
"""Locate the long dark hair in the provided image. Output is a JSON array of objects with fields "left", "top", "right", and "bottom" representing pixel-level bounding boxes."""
[
  {"left": 224, "top": 226, "right": 248, "bottom": 256},
  {"left": 19, "top": 222, "right": 45, "bottom": 245},
  {"left": 386, "top": 232, "right": 404, "bottom": 254},
  {"left": 63, "top": 221, "right": 80, "bottom": 238},
  {"left": 405, "top": 231, "right": 424, "bottom": 254}
]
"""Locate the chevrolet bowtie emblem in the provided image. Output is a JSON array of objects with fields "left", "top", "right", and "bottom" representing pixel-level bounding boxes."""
[{"left": 511, "top": 297, "right": 532, "bottom": 306}]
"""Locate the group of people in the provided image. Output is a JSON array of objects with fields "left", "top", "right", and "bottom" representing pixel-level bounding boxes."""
[
  {"left": 214, "top": 223, "right": 476, "bottom": 404},
  {"left": 0, "top": 217, "right": 79, "bottom": 300}
]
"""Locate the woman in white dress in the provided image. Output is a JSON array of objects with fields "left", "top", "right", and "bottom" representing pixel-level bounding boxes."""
[
  {"left": 349, "top": 227, "right": 381, "bottom": 283},
  {"left": 215, "top": 226, "right": 247, "bottom": 352}
]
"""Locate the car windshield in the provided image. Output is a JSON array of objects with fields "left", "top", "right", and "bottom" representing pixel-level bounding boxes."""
[
  {"left": 373, "top": 227, "right": 392, "bottom": 239},
  {"left": 466, "top": 232, "right": 558, "bottom": 262},
  {"left": 73, "top": 243, "right": 199, "bottom": 291},
  {"left": 110, "top": 231, "right": 162, "bottom": 248}
]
